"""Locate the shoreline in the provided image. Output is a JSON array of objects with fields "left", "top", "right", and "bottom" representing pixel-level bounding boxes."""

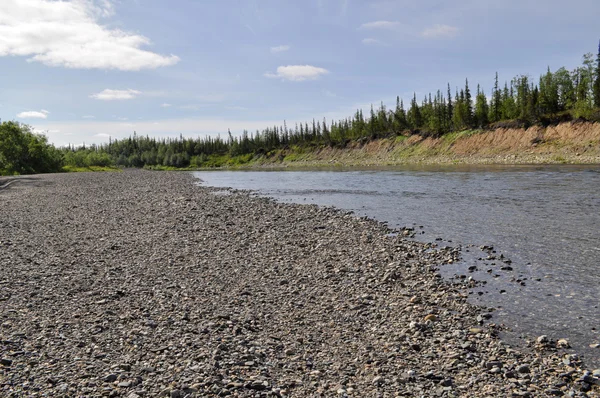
[
  {"left": 193, "top": 120, "right": 600, "bottom": 170},
  {"left": 1, "top": 170, "right": 598, "bottom": 396}
]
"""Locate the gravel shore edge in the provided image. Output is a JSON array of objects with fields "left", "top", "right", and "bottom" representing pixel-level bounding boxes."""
[{"left": 1, "top": 170, "right": 598, "bottom": 397}]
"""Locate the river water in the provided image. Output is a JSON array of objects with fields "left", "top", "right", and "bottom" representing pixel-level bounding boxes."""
[{"left": 193, "top": 165, "right": 600, "bottom": 367}]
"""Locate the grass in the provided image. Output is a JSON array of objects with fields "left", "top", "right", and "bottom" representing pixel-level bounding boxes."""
[{"left": 62, "top": 165, "right": 122, "bottom": 173}]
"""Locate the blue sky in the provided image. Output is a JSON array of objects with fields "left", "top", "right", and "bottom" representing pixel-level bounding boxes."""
[{"left": 1, "top": 0, "right": 599, "bottom": 146}]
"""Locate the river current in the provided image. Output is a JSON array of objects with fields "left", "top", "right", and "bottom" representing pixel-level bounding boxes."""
[{"left": 193, "top": 165, "right": 600, "bottom": 367}]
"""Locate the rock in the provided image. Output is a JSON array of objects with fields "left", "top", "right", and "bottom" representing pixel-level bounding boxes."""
[
  {"left": 423, "top": 314, "right": 437, "bottom": 322},
  {"left": 0, "top": 358, "right": 12, "bottom": 367},
  {"left": 440, "top": 379, "right": 453, "bottom": 387},
  {"left": 372, "top": 376, "right": 383, "bottom": 385},
  {"left": 557, "top": 338, "right": 570, "bottom": 348},
  {"left": 170, "top": 390, "right": 182, "bottom": 398},
  {"left": 486, "top": 360, "right": 503, "bottom": 370},
  {"left": 104, "top": 374, "right": 118, "bottom": 383},
  {"left": 516, "top": 364, "right": 531, "bottom": 374},
  {"left": 536, "top": 335, "right": 549, "bottom": 344},
  {"left": 469, "top": 328, "right": 484, "bottom": 334}
]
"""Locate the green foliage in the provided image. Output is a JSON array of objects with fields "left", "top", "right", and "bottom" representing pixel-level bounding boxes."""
[
  {"left": 594, "top": 40, "right": 600, "bottom": 107},
  {"left": 0, "top": 121, "right": 64, "bottom": 175},
  {"left": 5, "top": 44, "right": 600, "bottom": 173},
  {"left": 474, "top": 85, "right": 489, "bottom": 127}
]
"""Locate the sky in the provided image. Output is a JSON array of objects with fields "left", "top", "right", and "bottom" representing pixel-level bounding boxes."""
[{"left": 1, "top": 0, "right": 599, "bottom": 147}]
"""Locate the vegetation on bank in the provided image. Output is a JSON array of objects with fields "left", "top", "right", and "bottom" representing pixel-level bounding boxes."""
[
  {"left": 2, "top": 44, "right": 600, "bottom": 175},
  {"left": 0, "top": 121, "right": 64, "bottom": 175}
]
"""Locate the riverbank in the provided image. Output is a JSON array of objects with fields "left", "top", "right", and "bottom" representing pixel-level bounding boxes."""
[
  {"left": 1, "top": 170, "right": 598, "bottom": 397},
  {"left": 191, "top": 121, "right": 600, "bottom": 169}
]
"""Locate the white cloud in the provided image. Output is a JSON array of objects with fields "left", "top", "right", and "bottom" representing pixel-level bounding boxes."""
[
  {"left": 0, "top": 0, "right": 179, "bottom": 71},
  {"left": 421, "top": 24, "right": 459, "bottom": 39},
  {"left": 322, "top": 89, "right": 337, "bottom": 97},
  {"left": 90, "top": 89, "right": 141, "bottom": 101},
  {"left": 359, "top": 20, "right": 400, "bottom": 30},
  {"left": 94, "top": 133, "right": 111, "bottom": 138},
  {"left": 82, "top": 115, "right": 96, "bottom": 119},
  {"left": 265, "top": 65, "right": 329, "bottom": 82},
  {"left": 362, "top": 38, "right": 381, "bottom": 46},
  {"left": 17, "top": 109, "right": 49, "bottom": 119},
  {"left": 270, "top": 45, "right": 290, "bottom": 53},
  {"left": 160, "top": 103, "right": 172, "bottom": 108}
]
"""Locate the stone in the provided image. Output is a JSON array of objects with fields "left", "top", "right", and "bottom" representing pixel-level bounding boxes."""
[
  {"left": 517, "top": 364, "right": 531, "bottom": 374},
  {"left": 557, "top": 339, "right": 570, "bottom": 348},
  {"left": 536, "top": 335, "right": 549, "bottom": 344},
  {"left": 170, "top": 390, "right": 183, "bottom": 398}
]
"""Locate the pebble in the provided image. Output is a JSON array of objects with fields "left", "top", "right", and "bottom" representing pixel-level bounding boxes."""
[{"left": 0, "top": 170, "right": 597, "bottom": 397}]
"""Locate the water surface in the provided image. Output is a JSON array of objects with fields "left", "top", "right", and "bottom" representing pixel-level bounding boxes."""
[{"left": 194, "top": 165, "right": 600, "bottom": 367}]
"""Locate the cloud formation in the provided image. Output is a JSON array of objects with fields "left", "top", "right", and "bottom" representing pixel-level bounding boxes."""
[
  {"left": 421, "top": 24, "right": 459, "bottom": 39},
  {"left": 265, "top": 65, "right": 329, "bottom": 82},
  {"left": 362, "top": 38, "right": 382, "bottom": 46},
  {"left": 359, "top": 20, "right": 400, "bottom": 30},
  {"left": 160, "top": 103, "right": 172, "bottom": 108},
  {"left": 270, "top": 45, "right": 290, "bottom": 53},
  {"left": 90, "top": 89, "right": 141, "bottom": 101},
  {"left": 0, "top": 0, "right": 180, "bottom": 71},
  {"left": 17, "top": 109, "right": 49, "bottom": 119}
]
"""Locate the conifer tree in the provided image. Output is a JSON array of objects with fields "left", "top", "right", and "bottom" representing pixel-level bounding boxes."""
[
  {"left": 407, "top": 93, "right": 423, "bottom": 129},
  {"left": 394, "top": 96, "right": 408, "bottom": 132},
  {"left": 464, "top": 79, "right": 473, "bottom": 127},
  {"left": 594, "top": 40, "right": 600, "bottom": 107},
  {"left": 474, "top": 84, "right": 489, "bottom": 127},
  {"left": 446, "top": 83, "right": 454, "bottom": 128},
  {"left": 491, "top": 72, "right": 501, "bottom": 122}
]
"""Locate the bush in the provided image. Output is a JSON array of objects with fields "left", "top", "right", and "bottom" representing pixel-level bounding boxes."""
[{"left": 0, "top": 121, "right": 64, "bottom": 175}]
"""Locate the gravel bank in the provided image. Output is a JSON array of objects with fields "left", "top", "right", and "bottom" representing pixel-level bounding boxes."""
[{"left": 1, "top": 170, "right": 598, "bottom": 397}]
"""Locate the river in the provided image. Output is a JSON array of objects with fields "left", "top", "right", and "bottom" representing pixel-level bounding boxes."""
[{"left": 193, "top": 165, "right": 600, "bottom": 368}]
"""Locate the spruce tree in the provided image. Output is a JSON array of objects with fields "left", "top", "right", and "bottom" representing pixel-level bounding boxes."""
[
  {"left": 492, "top": 72, "right": 501, "bottom": 122},
  {"left": 594, "top": 39, "right": 600, "bottom": 107},
  {"left": 407, "top": 93, "right": 422, "bottom": 129},
  {"left": 474, "top": 84, "right": 489, "bottom": 127},
  {"left": 464, "top": 78, "right": 473, "bottom": 127},
  {"left": 446, "top": 83, "right": 454, "bottom": 128}
]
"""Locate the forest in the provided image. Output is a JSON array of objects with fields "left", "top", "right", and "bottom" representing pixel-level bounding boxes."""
[{"left": 2, "top": 45, "right": 600, "bottom": 175}]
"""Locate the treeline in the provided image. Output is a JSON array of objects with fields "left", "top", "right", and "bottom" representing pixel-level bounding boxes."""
[
  {"left": 3, "top": 45, "right": 600, "bottom": 174},
  {"left": 71, "top": 46, "right": 600, "bottom": 169}
]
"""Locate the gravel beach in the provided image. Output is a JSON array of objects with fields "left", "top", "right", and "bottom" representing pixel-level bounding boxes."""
[{"left": 1, "top": 170, "right": 598, "bottom": 397}]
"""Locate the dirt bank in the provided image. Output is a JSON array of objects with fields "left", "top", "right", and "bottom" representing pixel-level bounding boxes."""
[{"left": 252, "top": 121, "right": 600, "bottom": 168}]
